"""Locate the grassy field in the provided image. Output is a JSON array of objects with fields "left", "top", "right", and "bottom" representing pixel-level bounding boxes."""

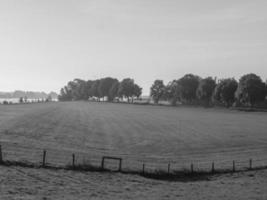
[
  {"left": 1, "top": 165, "right": 267, "bottom": 200},
  {"left": 0, "top": 101, "right": 267, "bottom": 171},
  {"left": 1, "top": 101, "right": 267, "bottom": 199}
]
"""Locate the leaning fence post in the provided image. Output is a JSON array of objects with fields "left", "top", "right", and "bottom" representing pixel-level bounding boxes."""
[
  {"left": 0, "top": 145, "right": 3, "bottom": 164},
  {"left": 72, "top": 154, "right": 75, "bottom": 168},
  {"left": 232, "top": 160, "right": 235, "bottom": 172},
  {"left": 42, "top": 150, "right": 46, "bottom": 167},
  {"left": 167, "top": 163, "right": 171, "bottom": 175},
  {"left": 191, "top": 163, "right": 194, "bottom": 174},
  {"left": 212, "top": 162, "right": 215, "bottom": 173},
  {"left": 249, "top": 159, "right": 252, "bottom": 170}
]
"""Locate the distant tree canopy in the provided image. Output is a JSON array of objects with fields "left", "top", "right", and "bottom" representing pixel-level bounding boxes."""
[
  {"left": 178, "top": 74, "right": 200, "bottom": 104},
  {"left": 98, "top": 77, "right": 118, "bottom": 101},
  {"left": 196, "top": 77, "right": 216, "bottom": 106},
  {"left": 109, "top": 81, "right": 120, "bottom": 101},
  {"left": 0, "top": 91, "right": 57, "bottom": 100},
  {"left": 235, "top": 73, "right": 266, "bottom": 107},
  {"left": 149, "top": 73, "right": 267, "bottom": 108},
  {"left": 213, "top": 78, "right": 238, "bottom": 107},
  {"left": 150, "top": 80, "right": 165, "bottom": 104},
  {"left": 58, "top": 77, "right": 142, "bottom": 102},
  {"left": 164, "top": 80, "right": 181, "bottom": 106},
  {"left": 59, "top": 73, "right": 267, "bottom": 108},
  {"left": 118, "top": 78, "right": 142, "bottom": 102}
]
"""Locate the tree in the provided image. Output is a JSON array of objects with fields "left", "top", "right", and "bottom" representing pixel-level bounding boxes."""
[
  {"left": 118, "top": 78, "right": 135, "bottom": 102},
  {"left": 196, "top": 77, "right": 216, "bottom": 106},
  {"left": 213, "top": 78, "right": 238, "bottom": 107},
  {"left": 63, "top": 79, "right": 87, "bottom": 100},
  {"left": 98, "top": 77, "right": 119, "bottom": 101},
  {"left": 109, "top": 81, "right": 120, "bottom": 101},
  {"left": 235, "top": 73, "right": 266, "bottom": 107},
  {"left": 117, "top": 78, "right": 142, "bottom": 102},
  {"left": 58, "top": 86, "right": 72, "bottom": 101},
  {"left": 133, "top": 84, "right": 142, "bottom": 99},
  {"left": 178, "top": 74, "right": 200, "bottom": 104},
  {"left": 164, "top": 80, "right": 181, "bottom": 106},
  {"left": 90, "top": 80, "right": 101, "bottom": 101},
  {"left": 150, "top": 80, "right": 165, "bottom": 104},
  {"left": 85, "top": 80, "right": 93, "bottom": 98}
]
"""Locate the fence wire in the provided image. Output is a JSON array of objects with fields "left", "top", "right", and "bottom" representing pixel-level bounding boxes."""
[{"left": 1, "top": 141, "right": 267, "bottom": 174}]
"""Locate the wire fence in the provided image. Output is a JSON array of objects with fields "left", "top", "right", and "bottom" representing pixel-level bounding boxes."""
[{"left": 1, "top": 141, "right": 267, "bottom": 176}]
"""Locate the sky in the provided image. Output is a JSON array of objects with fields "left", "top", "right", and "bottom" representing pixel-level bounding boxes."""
[{"left": 0, "top": 0, "right": 267, "bottom": 95}]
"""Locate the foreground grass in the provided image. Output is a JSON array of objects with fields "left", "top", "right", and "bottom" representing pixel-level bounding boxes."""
[{"left": 1, "top": 164, "right": 267, "bottom": 200}]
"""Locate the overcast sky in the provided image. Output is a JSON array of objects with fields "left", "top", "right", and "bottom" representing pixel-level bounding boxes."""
[{"left": 0, "top": 0, "right": 267, "bottom": 94}]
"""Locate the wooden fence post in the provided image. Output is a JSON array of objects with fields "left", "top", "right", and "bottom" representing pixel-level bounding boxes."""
[
  {"left": 142, "top": 163, "right": 145, "bottom": 174},
  {"left": 0, "top": 145, "right": 3, "bottom": 164},
  {"left": 42, "top": 150, "right": 46, "bottom": 167},
  {"left": 191, "top": 163, "right": 194, "bottom": 174},
  {"left": 212, "top": 162, "right": 215, "bottom": 173},
  {"left": 72, "top": 154, "right": 75, "bottom": 168},
  {"left": 119, "top": 159, "right": 122, "bottom": 172},
  {"left": 167, "top": 163, "right": 171, "bottom": 175},
  {"left": 232, "top": 160, "right": 235, "bottom": 172},
  {"left": 101, "top": 157, "right": 105, "bottom": 169},
  {"left": 249, "top": 159, "right": 252, "bottom": 170}
]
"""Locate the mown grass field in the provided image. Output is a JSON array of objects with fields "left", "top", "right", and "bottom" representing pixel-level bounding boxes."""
[
  {"left": 1, "top": 101, "right": 267, "bottom": 200},
  {"left": 0, "top": 101, "right": 267, "bottom": 171}
]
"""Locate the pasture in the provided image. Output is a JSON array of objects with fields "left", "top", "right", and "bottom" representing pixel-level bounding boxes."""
[
  {"left": 1, "top": 165, "right": 267, "bottom": 200},
  {"left": 0, "top": 102, "right": 267, "bottom": 171}
]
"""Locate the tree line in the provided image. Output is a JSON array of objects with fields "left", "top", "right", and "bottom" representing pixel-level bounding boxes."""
[
  {"left": 59, "top": 77, "right": 142, "bottom": 102},
  {"left": 150, "top": 73, "right": 267, "bottom": 108}
]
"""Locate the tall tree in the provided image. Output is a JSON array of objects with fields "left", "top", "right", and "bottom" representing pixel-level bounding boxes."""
[
  {"left": 150, "top": 80, "right": 165, "bottom": 104},
  {"left": 235, "top": 73, "right": 266, "bottom": 107},
  {"left": 164, "top": 80, "right": 181, "bottom": 106},
  {"left": 98, "top": 77, "right": 119, "bottom": 101},
  {"left": 58, "top": 86, "right": 72, "bottom": 101},
  {"left": 133, "top": 84, "right": 142, "bottom": 99},
  {"left": 178, "top": 74, "right": 200, "bottom": 104},
  {"left": 74, "top": 79, "right": 88, "bottom": 100},
  {"left": 90, "top": 79, "right": 101, "bottom": 101},
  {"left": 196, "top": 77, "right": 216, "bottom": 106},
  {"left": 213, "top": 78, "right": 238, "bottom": 107},
  {"left": 86, "top": 80, "right": 94, "bottom": 98},
  {"left": 109, "top": 81, "right": 120, "bottom": 101},
  {"left": 118, "top": 78, "right": 135, "bottom": 102}
]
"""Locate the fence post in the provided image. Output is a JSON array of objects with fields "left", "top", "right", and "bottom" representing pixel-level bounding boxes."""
[
  {"left": 119, "top": 159, "right": 122, "bottom": 172},
  {"left": 191, "top": 163, "right": 194, "bottom": 174},
  {"left": 232, "top": 160, "right": 235, "bottom": 172},
  {"left": 142, "top": 163, "right": 145, "bottom": 174},
  {"left": 101, "top": 157, "right": 105, "bottom": 169},
  {"left": 0, "top": 145, "right": 3, "bottom": 164},
  {"left": 212, "top": 162, "right": 215, "bottom": 173},
  {"left": 249, "top": 159, "right": 252, "bottom": 170},
  {"left": 72, "top": 154, "right": 75, "bottom": 168},
  {"left": 42, "top": 150, "right": 46, "bottom": 167},
  {"left": 168, "top": 163, "right": 171, "bottom": 175}
]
